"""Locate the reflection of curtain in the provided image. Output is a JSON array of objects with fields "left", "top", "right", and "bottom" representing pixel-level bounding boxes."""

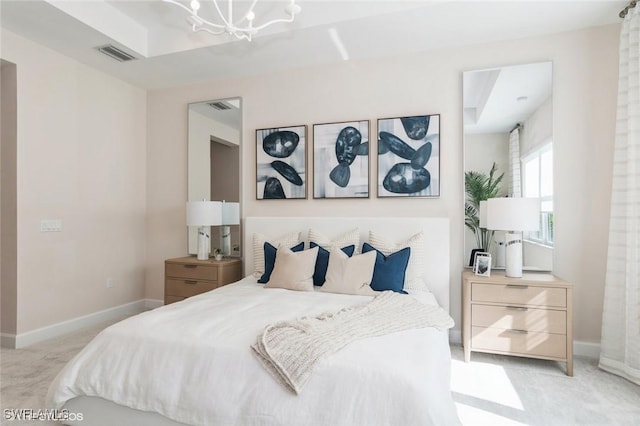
[
  {"left": 508, "top": 126, "right": 522, "bottom": 197},
  {"left": 599, "top": 5, "right": 639, "bottom": 386}
]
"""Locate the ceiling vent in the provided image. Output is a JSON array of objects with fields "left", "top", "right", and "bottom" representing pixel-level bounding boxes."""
[
  {"left": 95, "top": 45, "right": 137, "bottom": 62},
  {"left": 208, "top": 101, "right": 232, "bottom": 111}
]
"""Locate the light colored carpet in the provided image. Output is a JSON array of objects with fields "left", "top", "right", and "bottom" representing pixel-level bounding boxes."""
[
  {"left": 1, "top": 318, "right": 639, "bottom": 425},
  {"left": 450, "top": 346, "right": 640, "bottom": 425}
]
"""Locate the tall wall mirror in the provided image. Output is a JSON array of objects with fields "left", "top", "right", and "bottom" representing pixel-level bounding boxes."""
[
  {"left": 188, "top": 97, "right": 242, "bottom": 257},
  {"left": 463, "top": 62, "right": 553, "bottom": 271}
]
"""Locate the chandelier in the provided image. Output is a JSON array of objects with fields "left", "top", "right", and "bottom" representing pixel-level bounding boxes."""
[{"left": 163, "top": 0, "right": 301, "bottom": 42}]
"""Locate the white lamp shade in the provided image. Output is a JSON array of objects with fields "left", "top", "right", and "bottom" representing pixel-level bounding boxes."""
[
  {"left": 186, "top": 201, "right": 223, "bottom": 226},
  {"left": 486, "top": 198, "right": 540, "bottom": 231},
  {"left": 479, "top": 200, "right": 488, "bottom": 228},
  {"left": 221, "top": 201, "right": 240, "bottom": 225}
]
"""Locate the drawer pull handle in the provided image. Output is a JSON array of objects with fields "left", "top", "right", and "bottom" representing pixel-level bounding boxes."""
[
  {"left": 506, "top": 284, "right": 529, "bottom": 290},
  {"left": 506, "top": 306, "right": 528, "bottom": 311},
  {"left": 508, "top": 329, "right": 529, "bottom": 334},
  {"left": 184, "top": 265, "right": 198, "bottom": 269},
  {"left": 184, "top": 280, "right": 197, "bottom": 285}
]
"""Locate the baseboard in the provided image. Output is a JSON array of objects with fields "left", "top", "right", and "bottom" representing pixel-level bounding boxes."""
[
  {"left": 448, "top": 328, "right": 600, "bottom": 359},
  {"left": 574, "top": 340, "right": 601, "bottom": 359},
  {"left": 1, "top": 333, "right": 16, "bottom": 349},
  {"left": 450, "top": 329, "right": 461, "bottom": 345},
  {"left": 144, "top": 299, "right": 164, "bottom": 310},
  {"left": 11, "top": 300, "right": 149, "bottom": 349}
]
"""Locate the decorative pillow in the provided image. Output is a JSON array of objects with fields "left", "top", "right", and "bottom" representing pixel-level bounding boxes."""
[
  {"left": 307, "top": 228, "right": 360, "bottom": 252},
  {"left": 310, "top": 242, "right": 355, "bottom": 286},
  {"left": 258, "top": 242, "right": 305, "bottom": 284},
  {"left": 362, "top": 243, "right": 410, "bottom": 294},
  {"left": 320, "top": 247, "right": 377, "bottom": 296},
  {"left": 368, "top": 231, "right": 426, "bottom": 291},
  {"left": 264, "top": 246, "right": 319, "bottom": 292},
  {"left": 253, "top": 231, "right": 300, "bottom": 278}
]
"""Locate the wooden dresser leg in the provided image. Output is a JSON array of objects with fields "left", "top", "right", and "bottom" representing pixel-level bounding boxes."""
[{"left": 566, "top": 358, "right": 573, "bottom": 376}]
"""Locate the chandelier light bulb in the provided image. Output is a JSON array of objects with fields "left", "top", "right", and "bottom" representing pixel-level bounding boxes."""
[
  {"left": 190, "top": 0, "right": 200, "bottom": 12},
  {"left": 246, "top": 11, "right": 255, "bottom": 21},
  {"left": 285, "top": 2, "right": 301, "bottom": 16}
]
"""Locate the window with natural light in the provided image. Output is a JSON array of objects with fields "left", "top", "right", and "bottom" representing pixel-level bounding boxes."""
[{"left": 522, "top": 142, "right": 553, "bottom": 246}]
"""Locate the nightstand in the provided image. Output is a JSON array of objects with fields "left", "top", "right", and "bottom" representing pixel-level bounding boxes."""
[
  {"left": 164, "top": 256, "right": 243, "bottom": 305},
  {"left": 462, "top": 270, "right": 573, "bottom": 376}
]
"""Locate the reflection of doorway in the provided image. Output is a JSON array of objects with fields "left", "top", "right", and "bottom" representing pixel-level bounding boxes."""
[
  {"left": 1, "top": 59, "right": 18, "bottom": 345},
  {"left": 211, "top": 139, "right": 240, "bottom": 255}
]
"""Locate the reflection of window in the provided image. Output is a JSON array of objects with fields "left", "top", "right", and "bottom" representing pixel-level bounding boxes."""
[{"left": 522, "top": 142, "right": 553, "bottom": 246}]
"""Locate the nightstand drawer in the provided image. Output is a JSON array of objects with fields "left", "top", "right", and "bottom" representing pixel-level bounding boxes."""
[
  {"left": 166, "top": 263, "right": 218, "bottom": 281},
  {"left": 472, "top": 283, "right": 566, "bottom": 307},
  {"left": 471, "top": 326, "right": 567, "bottom": 359},
  {"left": 165, "top": 279, "right": 217, "bottom": 298},
  {"left": 472, "top": 305, "right": 566, "bottom": 334}
]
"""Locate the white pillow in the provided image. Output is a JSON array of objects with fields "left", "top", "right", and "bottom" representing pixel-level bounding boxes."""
[
  {"left": 264, "top": 246, "right": 319, "bottom": 292},
  {"left": 308, "top": 228, "right": 360, "bottom": 252},
  {"left": 320, "top": 247, "right": 377, "bottom": 296},
  {"left": 368, "top": 231, "right": 427, "bottom": 291},
  {"left": 253, "top": 231, "right": 301, "bottom": 278}
]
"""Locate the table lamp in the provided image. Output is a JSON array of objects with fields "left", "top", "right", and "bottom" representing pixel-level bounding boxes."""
[
  {"left": 486, "top": 197, "right": 540, "bottom": 278},
  {"left": 187, "top": 201, "right": 222, "bottom": 260}
]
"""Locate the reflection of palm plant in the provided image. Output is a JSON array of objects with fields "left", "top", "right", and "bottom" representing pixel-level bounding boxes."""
[{"left": 465, "top": 163, "right": 504, "bottom": 252}]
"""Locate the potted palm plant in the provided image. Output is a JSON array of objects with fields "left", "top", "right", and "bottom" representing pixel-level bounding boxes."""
[{"left": 465, "top": 162, "right": 505, "bottom": 255}]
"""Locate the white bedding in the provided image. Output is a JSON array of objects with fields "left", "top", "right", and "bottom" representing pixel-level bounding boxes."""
[{"left": 48, "top": 277, "right": 460, "bottom": 426}]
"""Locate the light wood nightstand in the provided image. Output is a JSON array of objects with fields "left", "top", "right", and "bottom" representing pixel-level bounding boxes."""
[
  {"left": 164, "top": 256, "right": 242, "bottom": 305},
  {"left": 462, "top": 270, "right": 573, "bottom": 376}
]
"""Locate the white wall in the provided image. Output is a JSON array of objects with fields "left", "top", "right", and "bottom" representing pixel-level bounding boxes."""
[
  {"left": 0, "top": 29, "right": 147, "bottom": 335},
  {"left": 146, "top": 24, "right": 619, "bottom": 345}
]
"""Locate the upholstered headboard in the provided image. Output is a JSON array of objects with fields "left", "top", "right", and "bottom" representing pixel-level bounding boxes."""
[{"left": 243, "top": 216, "right": 450, "bottom": 312}]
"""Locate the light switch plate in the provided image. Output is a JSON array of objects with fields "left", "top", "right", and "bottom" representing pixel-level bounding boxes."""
[{"left": 40, "top": 220, "right": 62, "bottom": 232}]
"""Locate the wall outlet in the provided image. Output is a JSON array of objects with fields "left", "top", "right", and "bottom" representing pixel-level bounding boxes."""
[{"left": 106, "top": 278, "right": 114, "bottom": 288}]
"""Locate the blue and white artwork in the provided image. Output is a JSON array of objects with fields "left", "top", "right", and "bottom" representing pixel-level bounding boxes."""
[
  {"left": 313, "top": 120, "right": 369, "bottom": 199},
  {"left": 377, "top": 114, "right": 440, "bottom": 198},
  {"left": 256, "top": 125, "right": 307, "bottom": 199}
]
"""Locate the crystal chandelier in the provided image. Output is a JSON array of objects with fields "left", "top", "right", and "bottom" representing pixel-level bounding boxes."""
[{"left": 163, "top": 0, "right": 301, "bottom": 42}]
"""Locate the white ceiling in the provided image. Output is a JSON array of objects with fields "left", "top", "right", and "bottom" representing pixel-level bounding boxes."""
[{"left": 0, "top": 0, "right": 627, "bottom": 91}]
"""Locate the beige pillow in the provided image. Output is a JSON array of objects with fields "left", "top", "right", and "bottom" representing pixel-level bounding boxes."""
[
  {"left": 264, "top": 246, "right": 319, "bottom": 292},
  {"left": 320, "top": 247, "right": 377, "bottom": 296},
  {"left": 308, "top": 228, "right": 360, "bottom": 252},
  {"left": 368, "top": 231, "right": 426, "bottom": 291},
  {"left": 253, "top": 231, "right": 300, "bottom": 278}
]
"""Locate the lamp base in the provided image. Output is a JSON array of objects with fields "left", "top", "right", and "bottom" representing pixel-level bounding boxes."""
[
  {"left": 504, "top": 232, "right": 523, "bottom": 278},
  {"left": 197, "top": 226, "right": 210, "bottom": 261},
  {"left": 221, "top": 225, "right": 231, "bottom": 257}
]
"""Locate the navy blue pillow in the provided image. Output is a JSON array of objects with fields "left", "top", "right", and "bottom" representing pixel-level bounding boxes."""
[
  {"left": 258, "top": 242, "right": 305, "bottom": 283},
  {"left": 362, "top": 243, "right": 410, "bottom": 294},
  {"left": 310, "top": 242, "right": 355, "bottom": 286}
]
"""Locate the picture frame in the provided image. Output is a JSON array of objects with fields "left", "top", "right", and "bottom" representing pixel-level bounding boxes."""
[
  {"left": 313, "top": 120, "right": 370, "bottom": 199},
  {"left": 473, "top": 252, "right": 492, "bottom": 277},
  {"left": 256, "top": 125, "right": 307, "bottom": 199},
  {"left": 377, "top": 114, "right": 440, "bottom": 198}
]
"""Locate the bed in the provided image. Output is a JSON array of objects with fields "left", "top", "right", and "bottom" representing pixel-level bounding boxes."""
[{"left": 47, "top": 216, "right": 460, "bottom": 426}]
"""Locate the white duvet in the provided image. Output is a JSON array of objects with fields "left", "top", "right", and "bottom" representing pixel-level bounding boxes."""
[{"left": 48, "top": 277, "right": 461, "bottom": 426}]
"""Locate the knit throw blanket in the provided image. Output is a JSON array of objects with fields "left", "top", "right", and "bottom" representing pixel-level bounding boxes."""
[{"left": 251, "top": 291, "right": 454, "bottom": 394}]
